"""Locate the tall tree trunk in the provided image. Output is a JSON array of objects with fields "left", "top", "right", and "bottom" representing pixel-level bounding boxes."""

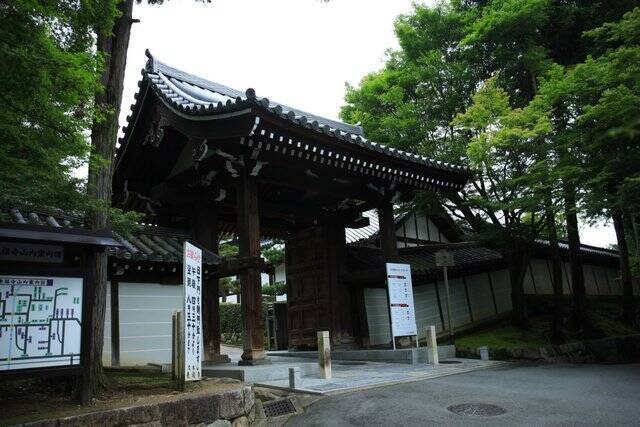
[
  {"left": 507, "top": 238, "right": 531, "bottom": 329},
  {"left": 545, "top": 203, "right": 564, "bottom": 343},
  {"left": 564, "top": 187, "right": 588, "bottom": 332},
  {"left": 85, "top": 0, "right": 134, "bottom": 399},
  {"left": 611, "top": 208, "right": 636, "bottom": 323}
]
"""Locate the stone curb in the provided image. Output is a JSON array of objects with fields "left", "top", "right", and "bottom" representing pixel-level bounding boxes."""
[
  {"left": 457, "top": 334, "right": 640, "bottom": 363},
  {"left": 18, "top": 386, "right": 255, "bottom": 427}
]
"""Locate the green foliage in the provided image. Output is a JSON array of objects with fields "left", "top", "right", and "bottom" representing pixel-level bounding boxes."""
[
  {"left": 219, "top": 242, "right": 239, "bottom": 258},
  {"left": 219, "top": 303, "right": 242, "bottom": 334},
  {"left": 262, "top": 281, "right": 286, "bottom": 296},
  {"left": 0, "top": 1, "right": 118, "bottom": 212},
  {"left": 261, "top": 241, "right": 285, "bottom": 265},
  {"left": 219, "top": 277, "right": 239, "bottom": 297}
]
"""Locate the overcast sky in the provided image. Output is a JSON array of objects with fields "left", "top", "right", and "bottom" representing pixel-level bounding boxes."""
[{"left": 118, "top": 0, "right": 617, "bottom": 247}]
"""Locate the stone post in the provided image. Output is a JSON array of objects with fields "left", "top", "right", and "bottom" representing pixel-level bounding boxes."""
[
  {"left": 289, "top": 367, "right": 301, "bottom": 389},
  {"left": 426, "top": 325, "right": 439, "bottom": 365},
  {"left": 317, "top": 330, "right": 332, "bottom": 379},
  {"left": 479, "top": 346, "right": 489, "bottom": 361}
]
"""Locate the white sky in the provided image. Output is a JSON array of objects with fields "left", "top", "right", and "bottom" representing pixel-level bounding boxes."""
[{"left": 117, "top": 0, "right": 617, "bottom": 247}]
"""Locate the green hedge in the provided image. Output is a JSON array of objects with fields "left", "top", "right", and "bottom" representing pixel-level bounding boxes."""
[
  {"left": 220, "top": 302, "right": 277, "bottom": 337},
  {"left": 220, "top": 303, "right": 243, "bottom": 334}
]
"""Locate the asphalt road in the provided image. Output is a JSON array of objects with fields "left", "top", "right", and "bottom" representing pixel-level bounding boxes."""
[{"left": 285, "top": 363, "right": 640, "bottom": 426}]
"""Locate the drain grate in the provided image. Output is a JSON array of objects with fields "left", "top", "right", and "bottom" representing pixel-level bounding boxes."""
[
  {"left": 263, "top": 398, "right": 297, "bottom": 418},
  {"left": 440, "top": 360, "right": 462, "bottom": 364},
  {"left": 336, "top": 361, "right": 368, "bottom": 366},
  {"left": 448, "top": 403, "right": 506, "bottom": 417}
]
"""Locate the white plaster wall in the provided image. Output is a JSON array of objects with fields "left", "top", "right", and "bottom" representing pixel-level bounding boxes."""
[
  {"left": 395, "top": 213, "right": 448, "bottom": 244},
  {"left": 104, "top": 282, "right": 181, "bottom": 367}
]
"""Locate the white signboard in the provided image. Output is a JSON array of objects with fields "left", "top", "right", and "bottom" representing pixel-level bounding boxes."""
[
  {"left": 386, "top": 263, "right": 418, "bottom": 338},
  {"left": 0, "top": 275, "right": 83, "bottom": 371},
  {"left": 183, "top": 242, "right": 202, "bottom": 381}
]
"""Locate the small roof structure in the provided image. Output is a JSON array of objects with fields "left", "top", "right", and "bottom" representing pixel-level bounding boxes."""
[
  {"left": 2, "top": 208, "right": 223, "bottom": 267},
  {"left": 1, "top": 208, "right": 119, "bottom": 248}
]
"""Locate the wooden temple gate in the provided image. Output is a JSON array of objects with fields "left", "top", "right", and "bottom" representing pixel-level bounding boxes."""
[{"left": 111, "top": 51, "right": 469, "bottom": 363}]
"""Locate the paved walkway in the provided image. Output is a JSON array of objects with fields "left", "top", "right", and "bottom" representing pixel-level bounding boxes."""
[
  {"left": 255, "top": 358, "right": 509, "bottom": 395},
  {"left": 286, "top": 363, "right": 640, "bottom": 426}
]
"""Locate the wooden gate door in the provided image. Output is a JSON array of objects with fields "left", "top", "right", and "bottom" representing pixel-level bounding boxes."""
[{"left": 285, "top": 227, "right": 331, "bottom": 348}]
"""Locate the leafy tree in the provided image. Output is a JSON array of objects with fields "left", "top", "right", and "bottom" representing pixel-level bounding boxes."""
[
  {"left": 342, "top": 0, "right": 639, "bottom": 332},
  {"left": 562, "top": 8, "right": 640, "bottom": 323},
  {"left": 0, "top": 1, "right": 116, "bottom": 212},
  {"left": 453, "top": 77, "right": 553, "bottom": 328}
]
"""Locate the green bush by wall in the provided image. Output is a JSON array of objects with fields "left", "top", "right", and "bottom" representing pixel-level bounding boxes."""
[{"left": 220, "top": 303, "right": 243, "bottom": 334}]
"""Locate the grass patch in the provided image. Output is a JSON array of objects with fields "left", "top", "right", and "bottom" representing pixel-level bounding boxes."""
[
  {"left": 456, "top": 296, "right": 639, "bottom": 350},
  {"left": 108, "top": 370, "right": 174, "bottom": 390}
]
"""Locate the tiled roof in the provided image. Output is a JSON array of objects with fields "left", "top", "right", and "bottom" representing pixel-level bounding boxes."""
[
  {"left": 119, "top": 50, "right": 470, "bottom": 179},
  {"left": 535, "top": 239, "right": 618, "bottom": 259},
  {"left": 2, "top": 208, "right": 222, "bottom": 266},
  {"left": 347, "top": 243, "right": 504, "bottom": 277},
  {"left": 399, "top": 244, "right": 503, "bottom": 275}
]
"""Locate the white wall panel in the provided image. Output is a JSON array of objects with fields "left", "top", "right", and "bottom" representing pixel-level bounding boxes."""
[
  {"left": 523, "top": 263, "right": 536, "bottom": 294},
  {"left": 364, "top": 288, "right": 391, "bottom": 346},
  {"left": 103, "top": 282, "right": 181, "bottom": 366},
  {"left": 490, "top": 269, "right": 512, "bottom": 312},
  {"left": 413, "top": 283, "right": 444, "bottom": 337},
  {"left": 465, "top": 273, "right": 496, "bottom": 321}
]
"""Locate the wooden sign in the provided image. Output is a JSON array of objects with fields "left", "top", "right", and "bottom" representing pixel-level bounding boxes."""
[
  {"left": 435, "top": 249, "right": 455, "bottom": 267},
  {"left": 0, "top": 243, "right": 63, "bottom": 264}
]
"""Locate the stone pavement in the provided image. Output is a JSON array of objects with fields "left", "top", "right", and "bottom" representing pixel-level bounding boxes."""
[
  {"left": 286, "top": 363, "right": 640, "bottom": 426},
  {"left": 254, "top": 358, "right": 509, "bottom": 395}
]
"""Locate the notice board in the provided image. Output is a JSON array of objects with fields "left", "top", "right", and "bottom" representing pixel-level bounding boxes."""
[
  {"left": 385, "top": 263, "right": 417, "bottom": 338},
  {"left": 0, "top": 275, "right": 83, "bottom": 371}
]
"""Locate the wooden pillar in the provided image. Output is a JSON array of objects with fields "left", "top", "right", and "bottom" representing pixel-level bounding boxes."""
[
  {"left": 378, "top": 201, "right": 399, "bottom": 261},
  {"left": 326, "top": 221, "right": 354, "bottom": 347},
  {"left": 110, "top": 279, "right": 120, "bottom": 367},
  {"left": 237, "top": 175, "right": 265, "bottom": 363},
  {"left": 192, "top": 206, "right": 227, "bottom": 363}
]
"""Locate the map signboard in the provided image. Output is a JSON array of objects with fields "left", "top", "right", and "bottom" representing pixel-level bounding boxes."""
[
  {"left": 183, "top": 242, "right": 202, "bottom": 381},
  {"left": 385, "top": 263, "right": 417, "bottom": 339},
  {"left": 0, "top": 275, "right": 83, "bottom": 371}
]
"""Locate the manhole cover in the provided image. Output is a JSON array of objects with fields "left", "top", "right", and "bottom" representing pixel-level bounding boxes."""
[
  {"left": 440, "top": 360, "right": 462, "bottom": 364},
  {"left": 336, "top": 361, "right": 367, "bottom": 366},
  {"left": 263, "top": 398, "right": 297, "bottom": 418},
  {"left": 447, "top": 403, "right": 507, "bottom": 417}
]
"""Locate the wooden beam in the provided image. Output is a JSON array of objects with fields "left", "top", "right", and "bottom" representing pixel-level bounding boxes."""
[
  {"left": 215, "top": 256, "right": 266, "bottom": 278},
  {"left": 378, "top": 202, "right": 400, "bottom": 261},
  {"left": 110, "top": 279, "right": 120, "bottom": 367},
  {"left": 237, "top": 175, "right": 266, "bottom": 363}
]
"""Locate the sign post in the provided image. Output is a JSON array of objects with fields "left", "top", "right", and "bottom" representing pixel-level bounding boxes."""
[
  {"left": 182, "top": 241, "right": 202, "bottom": 383},
  {"left": 385, "top": 263, "right": 418, "bottom": 350},
  {"left": 435, "top": 250, "right": 455, "bottom": 344}
]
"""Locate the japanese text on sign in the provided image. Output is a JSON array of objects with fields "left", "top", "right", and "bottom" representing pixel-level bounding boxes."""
[
  {"left": 386, "top": 263, "right": 418, "bottom": 338},
  {"left": 183, "top": 242, "right": 202, "bottom": 381}
]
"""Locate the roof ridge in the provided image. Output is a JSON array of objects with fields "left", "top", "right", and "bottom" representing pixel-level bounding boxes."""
[{"left": 144, "top": 49, "right": 365, "bottom": 136}]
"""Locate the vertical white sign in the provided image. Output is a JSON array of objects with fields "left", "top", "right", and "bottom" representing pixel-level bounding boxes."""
[
  {"left": 386, "top": 263, "right": 417, "bottom": 338},
  {"left": 183, "top": 242, "right": 202, "bottom": 381}
]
